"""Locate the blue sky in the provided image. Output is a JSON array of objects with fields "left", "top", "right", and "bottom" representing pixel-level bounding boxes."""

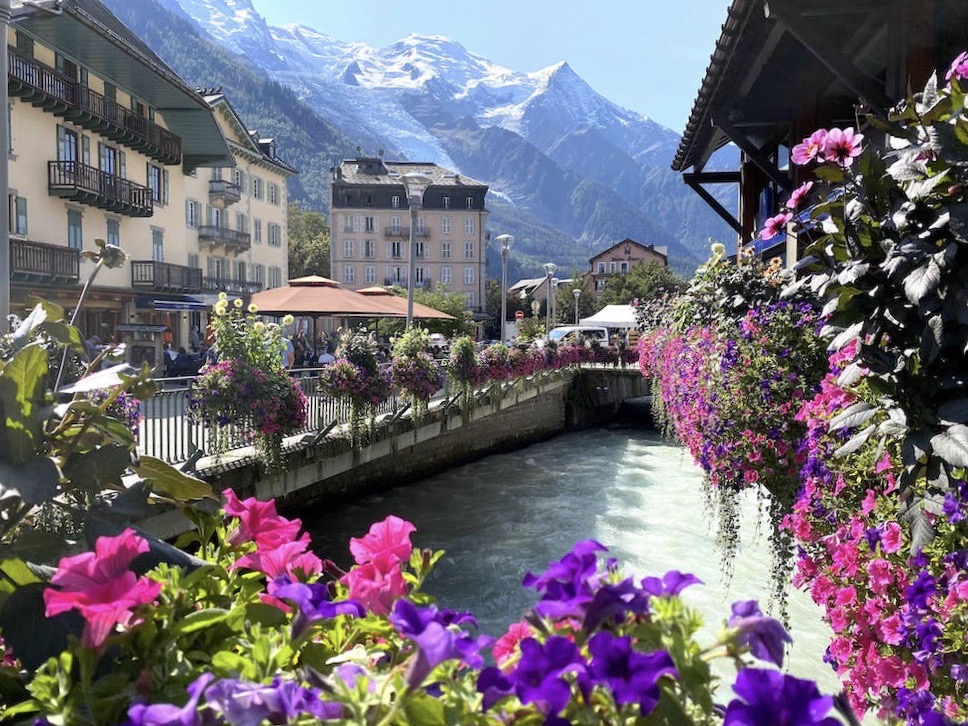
[{"left": 250, "top": 0, "right": 730, "bottom": 132}]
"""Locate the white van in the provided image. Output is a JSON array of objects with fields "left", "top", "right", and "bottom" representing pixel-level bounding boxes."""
[{"left": 545, "top": 326, "right": 610, "bottom": 347}]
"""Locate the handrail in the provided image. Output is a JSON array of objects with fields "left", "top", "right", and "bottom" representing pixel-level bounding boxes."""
[{"left": 47, "top": 160, "right": 154, "bottom": 217}]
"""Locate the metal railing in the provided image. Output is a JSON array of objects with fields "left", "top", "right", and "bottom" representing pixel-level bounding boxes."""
[
  {"left": 48, "top": 160, "right": 154, "bottom": 217},
  {"left": 201, "top": 277, "right": 264, "bottom": 295},
  {"left": 131, "top": 261, "right": 203, "bottom": 292},
  {"left": 198, "top": 225, "right": 252, "bottom": 252},
  {"left": 8, "top": 47, "right": 181, "bottom": 165},
  {"left": 208, "top": 179, "right": 242, "bottom": 205},
  {"left": 10, "top": 238, "right": 80, "bottom": 284}
]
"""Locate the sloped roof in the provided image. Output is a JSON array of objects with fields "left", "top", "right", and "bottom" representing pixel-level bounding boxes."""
[
  {"left": 203, "top": 92, "right": 298, "bottom": 176},
  {"left": 336, "top": 159, "right": 487, "bottom": 188}
]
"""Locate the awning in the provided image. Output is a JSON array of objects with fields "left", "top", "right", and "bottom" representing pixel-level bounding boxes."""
[{"left": 136, "top": 294, "right": 208, "bottom": 312}]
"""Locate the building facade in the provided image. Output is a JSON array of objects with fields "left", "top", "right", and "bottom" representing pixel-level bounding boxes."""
[
  {"left": 587, "top": 239, "right": 668, "bottom": 298},
  {"left": 6, "top": 0, "right": 293, "bottom": 364},
  {"left": 330, "top": 157, "right": 489, "bottom": 311}
]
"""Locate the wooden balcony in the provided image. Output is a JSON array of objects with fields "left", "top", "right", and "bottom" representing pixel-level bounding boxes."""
[
  {"left": 8, "top": 48, "right": 181, "bottom": 165},
  {"left": 198, "top": 225, "right": 251, "bottom": 253},
  {"left": 48, "top": 161, "right": 153, "bottom": 217},
  {"left": 208, "top": 179, "right": 242, "bottom": 207},
  {"left": 201, "top": 277, "right": 263, "bottom": 295},
  {"left": 131, "top": 261, "right": 202, "bottom": 293},
  {"left": 9, "top": 239, "right": 80, "bottom": 285}
]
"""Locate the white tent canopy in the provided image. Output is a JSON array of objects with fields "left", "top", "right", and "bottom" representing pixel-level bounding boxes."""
[{"left": 580, "top": 304, "right": 636, "bottom": 329}]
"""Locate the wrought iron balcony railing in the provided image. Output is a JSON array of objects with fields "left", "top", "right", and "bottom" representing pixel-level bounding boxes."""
[
  {"left": 197, "top": 225, "right": 252, "bottom": 253},
  {"left": 131, "top": 261, "right": 202, "bottom": 293},
  {"left": 48, "top": 160, "right": 153, "bottom": 217},
  {"left": 208, "top": 179, "right": 242, "bottom": 207},
  {"left": 201, "top": 277, "right": 263, "bottom": 295}
]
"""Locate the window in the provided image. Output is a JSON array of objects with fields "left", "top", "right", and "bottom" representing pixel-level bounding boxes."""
[
  {"left": 343, "top": 239, "right": 354, "bottom": 258},
  {"left": 268, "top": 183, "right": 279, "bottom": 205},
  {"left": 253, "top": 218, "right": 262, "bottom": 243},
  {"left": 365, "top": 194, "right": 373, "bottom": 207},
  {"left": 597, "top": 262, "right": 606, "bottom": 274},
  {"left": 464, "top": 266, "right": 475, "bottom": 285},
  {"left": 235, "top": 212, "right": 248, "bottom": 234},
  {"left": 415, "top": 267, "right": 425, "bottom": 284},
  {"left": 99, "top": 143, "right": 122, "bottom": 176},
  {"left": 268, "top": 266, "right": 282, "bottom": 289},
  {"left": 364, "top": 266, "right": 375, "bottom": 284},
  {"left": 441, "top": 241, "right": 451, "bottom": 259},
  {"left": 188, "top": 253, "right": 199, "bottom": 270},
  {"left": 253, "top": 264, "right": 265, "bottom": 286},
  {"left": 443, "top": 196, "right": 451, "bottom": 210},
  {"left": 620, "top": 261, "right": 629, "bottom": 273},
  {"left": 67, "top": 209, "right": 82, "bottom": 250},
  {"left": 15, "top": 32, "right": 33, "bottom": 57},
  {"left": 363, "top": 239, "right": 374, "bottom": 258},
  {"left": 441, "top": 267, "right": 452, "bottom": 285},
  {"left": 207, "top": 256, "right": 224, "bottom": 281},
  {"left": 151, "top": 229, "right": 164, "bottom": 262},
  {"left": 416, "top": 216, "right": 425, "bottom": 234},
  {"left": 209, "top": 205, "right": 222, "bottom": 227},
  {"left": 595, "top": 279, "right": 606, "bottom": 291},
  {"left": 147, "top": 164, "right": 168, "bottom": 204},
  {"left": 465, "top": 196, "right": 474, "bottom": 209},
  {"left": 466, "top": 292, "right": 475, "bottom": 308},
  {"left": 390, "top": 215, "right": 401, "bottom": 233},
  {"left": 351, "top": 215, "right": 360, "bottom": 233},
  {"left": 251, "top": 176, "right": 263, "bottom": 199},
  {"left": 6, "top": 102, "right": 11, "bottom": 154},
  {"left": 56, "top": 126, "right": 78, "bottom": 162},
  {"left": 464, "top": 217, "right": 474, "bottom": 234},
  {"left": 233, "top": 168, "right": 246, "bottom": 190},
  {"left": 391, "top": 195, "right": 400, "bottom": 209},
  {"left": 415, "top": 241, "right": 425, "bottom": 258},
  {"left": 106, "top": 218, "right": 120, "bottom": 247},
  {"left": 441, "top": 216, "right": 451, "bottom": 234},
  {"left": 267, "top": 223, "right": 281, "bottom": 247},
  {"left": 343, "top": 265, "right": 355, "bottom": 284},
  {"left": 185, "top": 199, "right": 198, "bottom": 228},
  {"left": 236, "top": 261, "right": 246, "bottom": 282},
  {"left": 609, "top": 261, "right": 617, "bottom": 273},
  {"left": 8, "top": 195, "right": 26, "bottom": 236},
  {"left": 464, "top": 241, "right": 474, "bottom": 259},
  {"left": 390, "top": 241, "right": 403, "bottom": 258},
  {"left": 364, "top": 216, "right": 375, "bottom": 232}
]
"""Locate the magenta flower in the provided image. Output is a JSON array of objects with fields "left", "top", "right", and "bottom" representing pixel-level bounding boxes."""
[
  {"left": 946, "top": 51, "right": 968, "bottom": 82},
  {"left": 787, "top": 181, "right": 814, "bottom": 210},
  {"left": 792, "top": 130, "right": 828, "bottom": 165},
  {"left": 222, "top": 489, "right": 306, "bottom": 550},
  {"left": 823, "top": 128, "right": 864, "bottom": 167},
  {"left": 231, "top": 540, "right": 318, "bottom": 580},
  {"left": 341, "top": 560, "right": 408, "bottom": 615},
  {"left": 759, "top": 212, "right": 793, "bottom": 240},
  {"left": 348, "top": 515, "right": 416, "bottom": 570},
  {"left": 43, "top": 529, "right": 162, "bottom": 650}
]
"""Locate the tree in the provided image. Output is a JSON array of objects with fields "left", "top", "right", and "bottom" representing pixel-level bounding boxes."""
[
  {"left": 379, "top": 285, "right": 475, "bottom": 339},
  {"left": 288, "top": 203, "right": 331, "bottom": 280},
  {"left": 555, "top": 273, "right": 595, "bottom": 326},
  {"left": 598, "top": 261, "right": 683, "bottom": 306}
]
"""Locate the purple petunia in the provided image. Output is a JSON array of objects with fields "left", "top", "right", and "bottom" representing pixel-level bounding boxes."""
[
  {"left": 587, "top": 632, "right": 677, "bottom": 716},
  {"left": 203, "top": 677, "right": 342, "bottom": 725},
  {"left": 582, "top": 577, "right": 651, "bottom": 632},
  {"left": 728, "top": 600, "right": 792, "bottom": 668},
  {"left": 723, "top": 668, "right": 839, "bottom": 725},
  {"left": 269, "top": 578, "right": 365, "bottom": 638},
  {"left": 494, "top": 636, "right": 588, "bottom": 719},
  {"left": 522, "top": 540, "right": 607, "bottom": 619},
  {"left": 389, "top": 599, "right": 491, "bottom": 689},
  {"left": 125, "top": 674, "right": 214, "bottom": 726},
  {"left": 640, "top": 570, "right": 703, "bottom": 598}
]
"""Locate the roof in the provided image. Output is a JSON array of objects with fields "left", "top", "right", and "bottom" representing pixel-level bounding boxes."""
[
  {"left": 335, "top": 158, "right": 487, "bottom": 188},
  {"left": 203, "top": 92, "right": 298, "bottom": 176},
  {"left": 589, "top": 238, "right": 667, "bottom": 264},
  {"left": 508, "top": 277, "right": 549, "bottom": 294},
  {"left": 250, "top": 278, "right": 451, "bottom": 319},
  {"left": 673, "top": 0, "right": 968, "bottom": 173},
  {"left": 580, "top": 305, "right": 637, "bottom": 329},
  {"left": 17, "top": 0, "right": 232, "bottom": 169}
]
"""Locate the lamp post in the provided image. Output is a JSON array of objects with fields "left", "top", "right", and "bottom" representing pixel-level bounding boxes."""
[
  {"left": 573, "top": 287, "right": 581, "bottom": 325},
  {"left": 542, "top": 262, "right": 557, "bottom": 335},
  {"left": 401, "top": 172, "right": 432, "bottom": 328},
  {"left": 495, "top": 234, "right": 514, "bottom": 344}
]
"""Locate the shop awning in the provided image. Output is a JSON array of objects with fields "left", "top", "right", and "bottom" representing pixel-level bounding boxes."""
[{"left": 137, "top": 294, "right": 208, "bottom": 312}]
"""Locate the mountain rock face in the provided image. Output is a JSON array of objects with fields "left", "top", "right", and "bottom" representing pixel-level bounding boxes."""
[{"left": 116, "top": 0, "right": 740, "bottom": 272}]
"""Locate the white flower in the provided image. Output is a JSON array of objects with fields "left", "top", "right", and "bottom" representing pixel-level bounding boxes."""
[
  {"left": 282, "top": 314, "right": 295, "bottom": 326},
  {"left": 218, "top": 292, "right": 228, "bottom": 301},
  {"left": 234, "top": 298, "right": 243, "bottom": 309},
  {"left": 253, "top": 321, "right": 265, "bottom": 333},
  {"left": 248, "top": 303, "right": 258, "bottom": 314},
  {"left": 711, "top": 242, "right": 726, "bottom": 259}
]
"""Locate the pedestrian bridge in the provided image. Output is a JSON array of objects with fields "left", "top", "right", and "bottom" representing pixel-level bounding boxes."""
[{"left": 139, "top": 365, "right": 651, "bottom": 536}]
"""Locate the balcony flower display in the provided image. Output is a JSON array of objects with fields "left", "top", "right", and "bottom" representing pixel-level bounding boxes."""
[
  {"left": 389, "top": 327, "right": 445, "bottom": 422},
  {"left": 188, "top": 296, "right": 307, "bottom": 470}
]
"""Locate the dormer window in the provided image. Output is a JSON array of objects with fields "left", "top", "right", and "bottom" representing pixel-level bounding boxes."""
[
  {"left": 465, "top": 196, "right": 474, "bottom": 209},
  {"left": 443, "top": 195, "right": 451, "bottom": 209}
]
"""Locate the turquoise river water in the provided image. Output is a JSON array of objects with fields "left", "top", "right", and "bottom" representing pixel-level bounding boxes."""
[{"left": 304, "top": 425, "right": 841, "bottom": 695}]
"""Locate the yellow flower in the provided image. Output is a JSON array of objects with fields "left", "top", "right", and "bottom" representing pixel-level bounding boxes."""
[
  {"left": 282, "top": 314, "right": 295, "bottom": 326},
  {"left": 214, "top": 302, "right": 227, "bottom": 316},
  {"left": 253, "top": 321, "right": 266, "bottom": 333},
  {"left": 234, "top": 298, "right": 243, "bottom": 308},
  {"left": 248, "top": 303, "right": 258, "bottom": 314},
  {"left": 710, "top": 242, "right": 726, "bottom": 259},
  {"left": 218, "top": 292, "right": 228, "bottom": 301}
]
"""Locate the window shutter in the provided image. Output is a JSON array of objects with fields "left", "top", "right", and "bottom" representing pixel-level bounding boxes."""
[
  {"left": 56, "top": 126, "right": 65, "bottom": 161},
  {"left": 17, "top": 197, "right": 27, "bottom": 235},
  {"left": 81, "top": 135, "right": 90, "bottom": 165},
  {"left": 163, "top": 169, "right": 169, "bottom": 204},
  {"left": 119, "top": 151, "right": 126, "bottom": 179}
]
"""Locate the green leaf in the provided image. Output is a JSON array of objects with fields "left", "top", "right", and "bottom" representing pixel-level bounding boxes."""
[
  {"left": 930, "top": 424, "right": 968, "bottom": 467},
  {"left": 57, "top": 363, "right": 136, "bottom": 394},
  {"left": 0, "top": 457, "right": 60, "bottom": 506},
  {"left": 211, "top": 650, "right": 258, "bottom": 680},
  {"left": 7, "top": 305, "right": 48, "bottom": 354},
  {"left": 39, "top": 321, "right": 87, "bottom": 354},
  {"left": 61, "top": 445, "right": 130, "bottom": 497},
  {"left": 403, "top": 692, "right": 447, "bottom": 726},
  {"left": 834, "top": 425, "right": 874, "bottom": 458},
  {"left": 828, "top": 402, "right": 877, "bottom": 432},
  {"left": 0, "top": 531, "right": 68, "bottom": 565},
  {"left": 0, "top": 557, "right": 42, "bottom": 586},
  {"left": 903, "top": 259, "right": 941, "bottom": 304},
  {"left": 0, "top": 344, "right": 49, "bottom": 464},
  {"left": 134, "top": 456, "right": 216, "bottom": 501},
  {"left": 172, "top": 608, "right": 231, "bottom": 636}
]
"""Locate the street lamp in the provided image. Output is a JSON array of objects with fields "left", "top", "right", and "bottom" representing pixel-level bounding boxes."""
[
  {"left": 542, "top": 262, "right": 557, "bottom": 335},
  {"left": 495, "top": 234, "right": 514, "bottom": 344},
  {"left": 401, "top": 172, "right": 432, "bottom": 328},
  {"left": 573, "top": 287, "right": 581, "bottom": 325}
]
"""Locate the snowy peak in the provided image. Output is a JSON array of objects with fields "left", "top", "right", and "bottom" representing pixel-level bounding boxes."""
[{"left": 163, "top": 0, "right": 288, "bottom": 69}]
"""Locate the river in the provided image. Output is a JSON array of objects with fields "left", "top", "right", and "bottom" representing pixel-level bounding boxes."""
[{"left": 304, "top": 424, "right": 841, "bottom": 694}]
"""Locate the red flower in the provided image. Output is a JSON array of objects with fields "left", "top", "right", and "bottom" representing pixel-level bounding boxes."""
[{"left": 43, "top": 529, "right": 162, "bottom": 649}]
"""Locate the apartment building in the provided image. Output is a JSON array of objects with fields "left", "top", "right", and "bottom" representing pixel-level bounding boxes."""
[
  {"left": 330, "top": 157, "right": 489, "bottom": 311},
  {"left": 587, "top": 238, "right": 667, "bottom": 299},
  {"left": 6, "top": 0, "right": 293, "bottom": 363}
]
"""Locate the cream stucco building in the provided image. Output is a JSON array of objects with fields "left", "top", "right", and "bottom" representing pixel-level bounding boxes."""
[{"left": 6, "top": 0, "right": 294, "bottom": 368}]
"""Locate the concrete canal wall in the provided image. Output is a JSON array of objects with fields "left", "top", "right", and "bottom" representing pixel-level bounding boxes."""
[{"left": 141, "top": 368, "right": 650, "bottom": 536}]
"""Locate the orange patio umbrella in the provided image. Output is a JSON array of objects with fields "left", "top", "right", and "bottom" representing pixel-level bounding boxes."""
[{"left": 250, "top": 276, "right": 405, "bottom": 317}]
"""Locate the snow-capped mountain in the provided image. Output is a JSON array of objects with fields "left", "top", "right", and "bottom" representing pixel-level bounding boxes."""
[{"left": 150, "top": 0, "right": 737, "bottom": 265}]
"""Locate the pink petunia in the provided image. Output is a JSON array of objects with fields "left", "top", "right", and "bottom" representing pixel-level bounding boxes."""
[
  {"left": 786, "top": 181, "right": 814, "bottom": 210},
  {"left": 823, "top": 128, "right": 864, "bottom": 167},
  {"left": 946, "top": 51, "right": 968, "bottom": 82},
  {"left": 791, "top": 129, "right": 828, "bottom": 165},
  {"left": 759, "top": 212, "right": 792, "bottom": 240},
  {"left": 866, "top": 559, "right": 893, "bottom": 595},
  {"left": 880, "top": 522, "right": 903, "bottom": 554},
  {"left": 222, "top": 489, "right": 305, "bottom": 550},
  {"left": 43, "top": 529, "right": 162, "bottom": 650},
  {"left": 348, "top": 515, "right": 416, "bottom": 570},
  {"left": 341, "top": 561, "right": 407, "bottom": 615},
  {"left": 492, "top": 620, "right": 534, "bottom": 670},
  {"left": 231, "top": 540, "right": 312, "bottom": 579}
]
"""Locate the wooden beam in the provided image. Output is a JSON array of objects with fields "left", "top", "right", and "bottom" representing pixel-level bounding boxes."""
[
  {"left": 765, "top": 0, "right": 893, "bottom": 114},
  {"left": 683, "top": 171, "right": 741, "bottom": 184},
  {"left": 711, "top": 110, "right": 791, "bottom": 190},
  {"left": 684, "top": 178, "right": 743, "bottom": 236}
]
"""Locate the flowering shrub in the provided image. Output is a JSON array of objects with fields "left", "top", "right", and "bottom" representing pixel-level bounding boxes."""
[
  {"left": 87, "top": 388, "right": 142, "bottom": 439},
  {"left": 189, "top": 296, "right": 305, "bottom": 470},
  {"left": 0, "top": 492, "right": 849, "bottom": 725},
  {"left": 389, "top": 327, "right": 445, "bottom": 420}
]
